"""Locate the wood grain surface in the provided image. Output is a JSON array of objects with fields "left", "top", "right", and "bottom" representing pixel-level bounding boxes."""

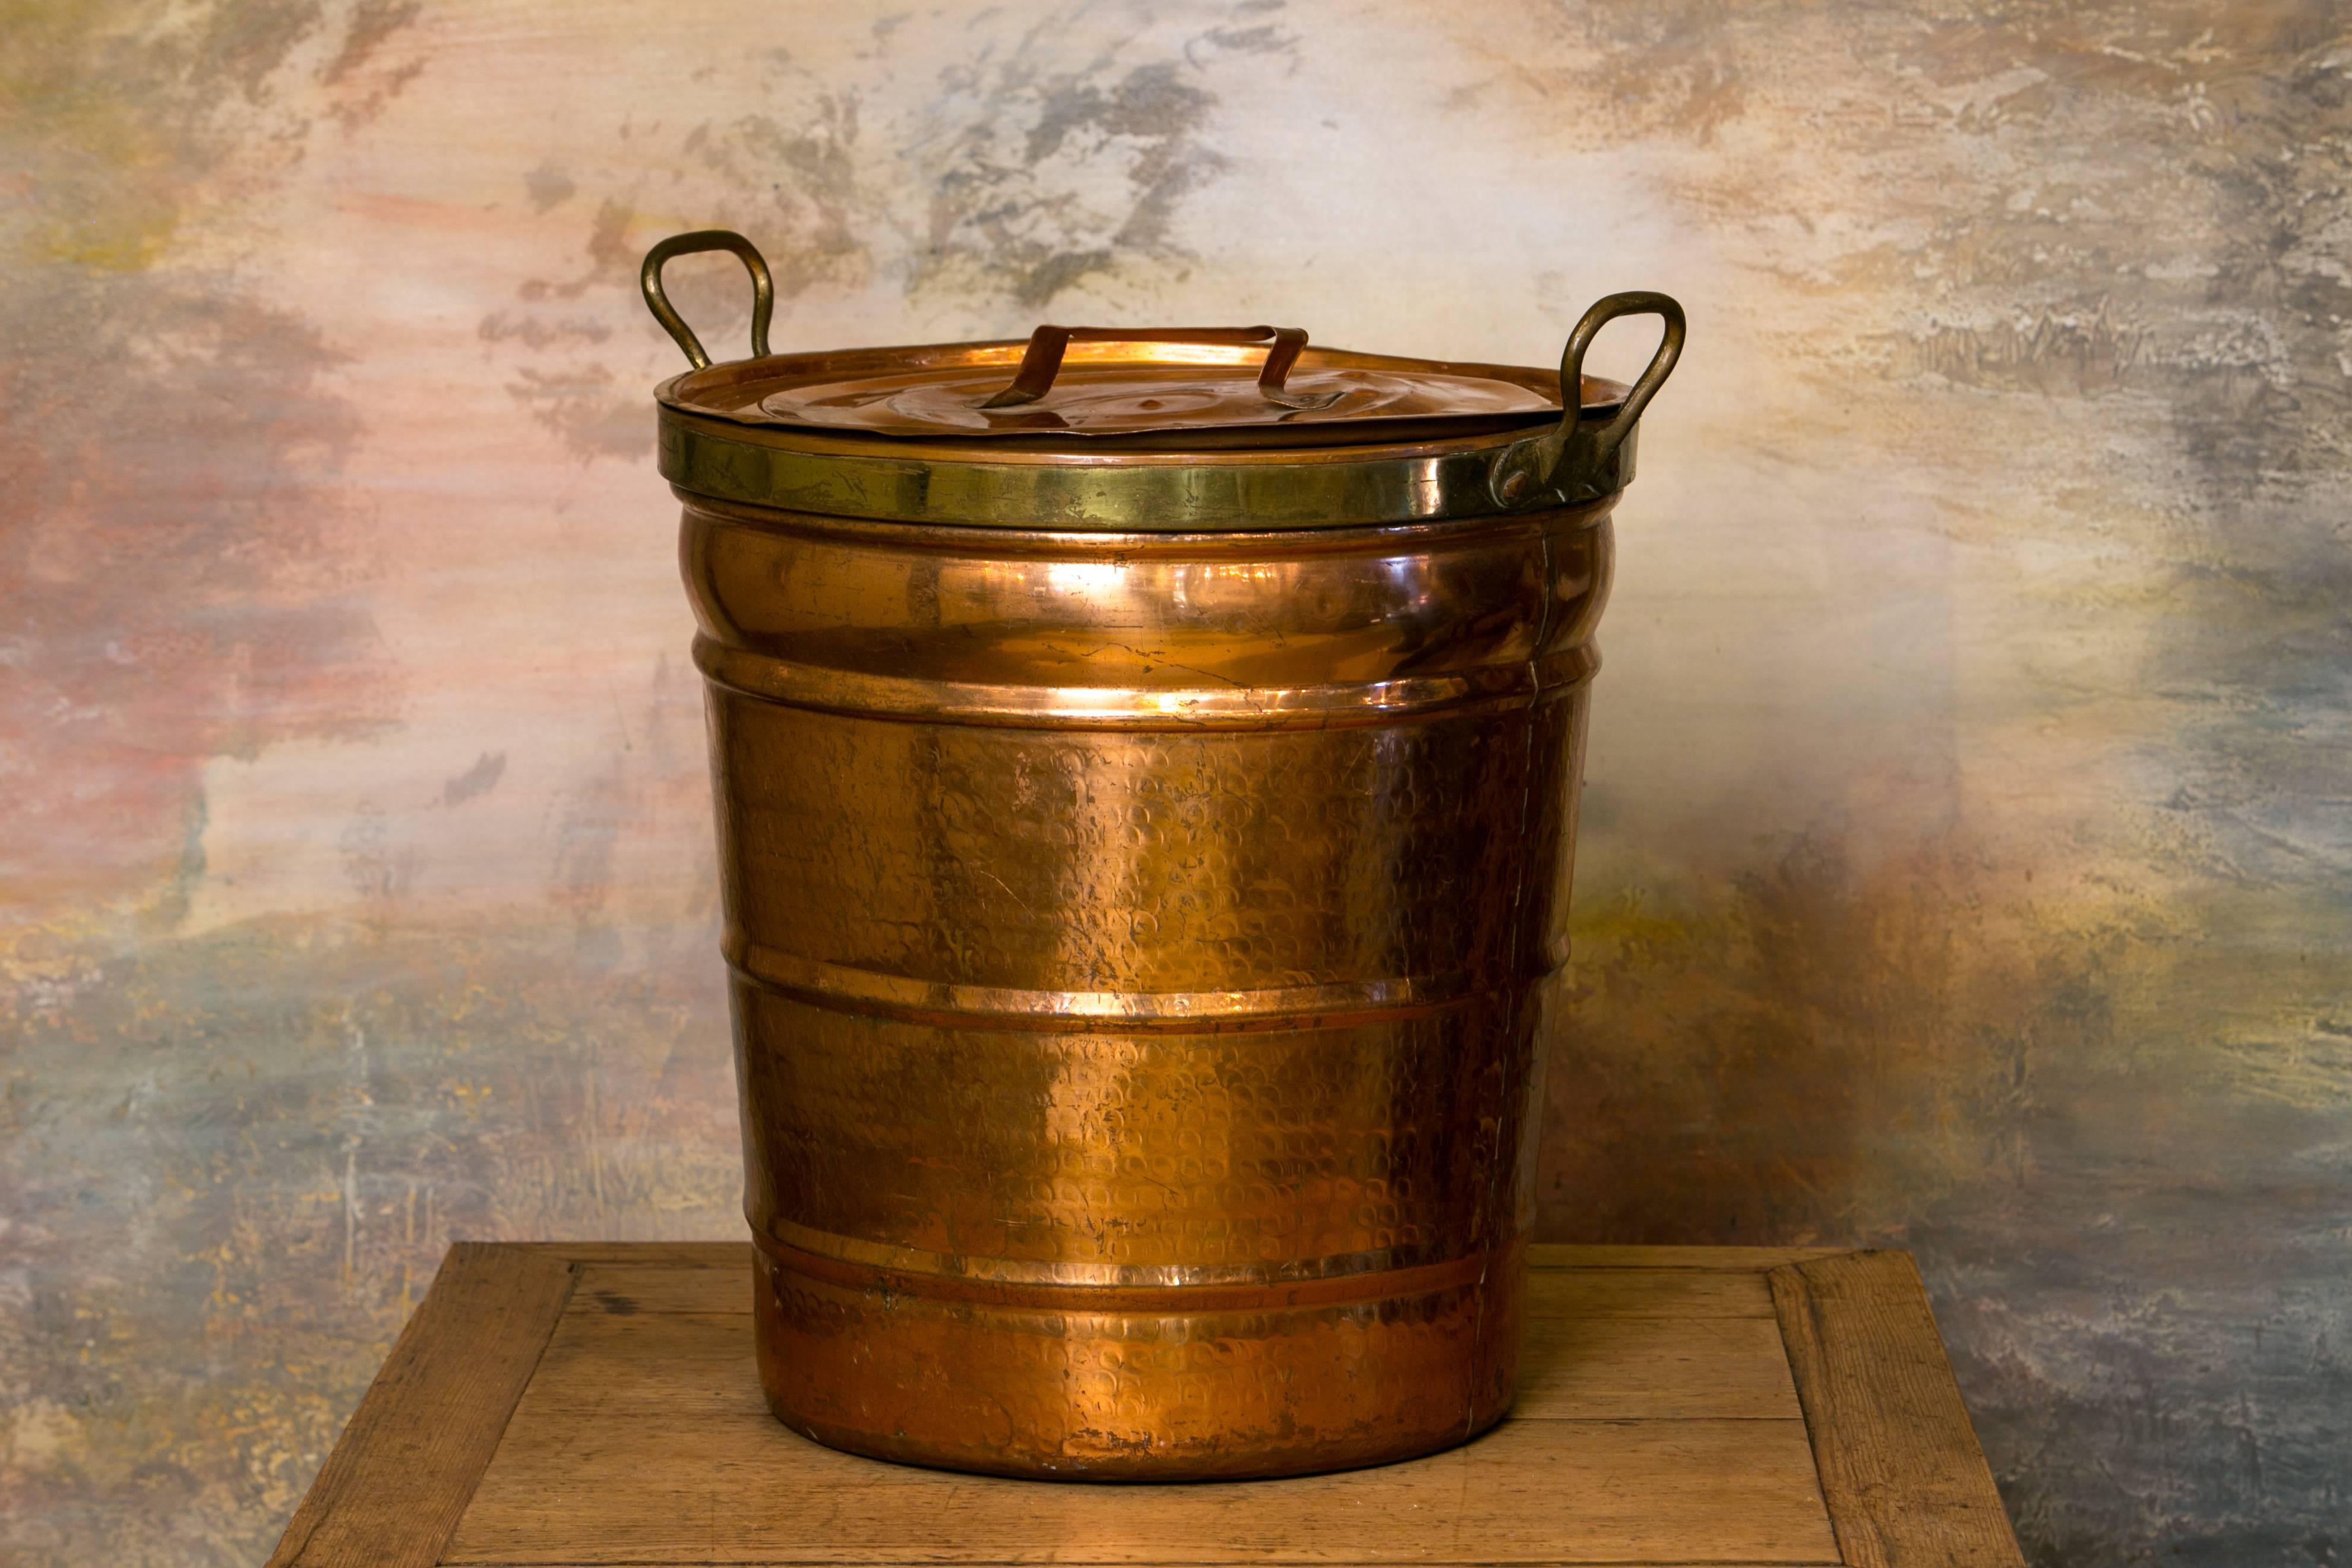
[
  {"left": 440, "top": 1248, "right": 1841, "bottom": 1567},
  {"left": 573, "top": 1255, "right": 1785, "bottom": 1319},
  {"left": 263, "top": 1243, "right": 577, "bottom": 1568},
  {"left": 1770, "top": 1251, "right": 2027, "bottom": 1568},
  {"left": 525, "top": 1241, "right": 1855, "bottom": 1273},
  {"left": 264, "top": 1244, "right": 2027, "bottom": 1568}
]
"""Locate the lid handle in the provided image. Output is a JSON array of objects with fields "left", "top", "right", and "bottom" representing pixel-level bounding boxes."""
[
  {"left": 979, "top": 325, "right": 1313, "bottom": 410},
  {"left": 641, "top": 230, "right": 774, "bottom": 371},
  {"left": 1491, "top": 292, "right": 1686, "bottom": 508}
]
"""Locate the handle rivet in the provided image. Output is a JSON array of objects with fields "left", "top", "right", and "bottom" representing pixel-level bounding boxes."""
[{"left": 1499, "top": 471, "right": 1529, "bottom": 504}]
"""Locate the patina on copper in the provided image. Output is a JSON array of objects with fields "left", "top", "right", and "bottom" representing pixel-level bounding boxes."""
[{"left": 642, "top": 229, "right": 1683, "bottom": 1481}]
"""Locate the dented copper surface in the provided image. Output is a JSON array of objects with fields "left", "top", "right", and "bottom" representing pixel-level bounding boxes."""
[{"left": 647, "top": 228, "right": 1680, "bottom": 1478}]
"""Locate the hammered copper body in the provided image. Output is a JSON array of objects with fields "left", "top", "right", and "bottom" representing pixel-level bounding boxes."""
[{"left": 647, "top": 230, "right": 1682, "bottom": 1481}]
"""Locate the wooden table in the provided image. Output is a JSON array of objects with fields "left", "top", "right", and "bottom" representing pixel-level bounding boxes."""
[{"left": 266, "top": 1243, "right": 2024, "bottom": 1568}]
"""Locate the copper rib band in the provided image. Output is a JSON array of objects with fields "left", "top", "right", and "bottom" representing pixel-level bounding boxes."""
[
  {"left": 693, "top": 637, "right": 1597, "bottom": 734},
  {"left": 751, "top": 1228, "right": 1495, "bottom": 1315}
]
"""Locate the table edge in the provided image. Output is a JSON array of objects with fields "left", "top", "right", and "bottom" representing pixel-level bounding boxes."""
[
  {"left": 264, "top": 1241, "right": 2027, "bottom": 1568},
  {"left": 264, "top": 1243, "right": 578, "bottom": 1568},
  {"left": 1769, "top": 1251, "right": 2028, "bottom": 1568}
]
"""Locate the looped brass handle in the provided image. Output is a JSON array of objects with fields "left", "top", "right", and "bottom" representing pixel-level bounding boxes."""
[
  {"left": 1558, "top": 291, "right": 1684, "bottom": 466},
  {"left": 641, "top": 230, "right": 774, "bottom": 371},
  {"left": 1490, "top": 292, "right": 1686, "bottom": 509},
  {"left": 981, "top": 325, "right": 1313, "bottom": 409}
]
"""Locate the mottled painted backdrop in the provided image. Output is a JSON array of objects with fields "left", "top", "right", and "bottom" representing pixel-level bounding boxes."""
[{"left": 4, "top": 1, "right": 2347, "bottom": 1563}]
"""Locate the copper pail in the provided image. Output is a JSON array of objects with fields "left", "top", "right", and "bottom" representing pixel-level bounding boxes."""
[{"left": 641, "top": 230, "right": 1683, "bottom": 1480}]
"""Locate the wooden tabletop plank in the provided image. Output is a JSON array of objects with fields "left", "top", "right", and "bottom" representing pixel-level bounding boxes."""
[
  {"left": 511, "top": 1240, "right": 747, "bottom": 1268},
  {"left": 447, "top": 1407, "right": 1835, "bottom": 1565},
  {"left": 260, "top": 1243, "right": 2022, "bottom": 1568},
  {"left": 568, "top": 1256, "right": 1779, "bottom": 1320},
  {"left": 520, "top": 1241, "right": 1857, "bottom": 1274},
  {"left": 1533, "top": 1245, "right": 1853, "bottom": 1272},
  {"left": 1526, "top": 1269, "right": 1777, "bottom": 1319},
  {"left": 501, "top": 1304, "right": 1806, "bottom": 1426},
  {"left": 1520, "top": 1316, "right": 1798, "bottom": 1420},
  {"left": 444, "top": 1273, "right": 1839, "bottom": 1568},
  {"left": 1770, "top": 1251, "right": 2026, "bottom": 1568},
  {"left": 264, "top": 1243, "right": 576, "bottom": 1568},
  {"left": 560, "top": 1261, "right": 1794, "bottom": 1424}
]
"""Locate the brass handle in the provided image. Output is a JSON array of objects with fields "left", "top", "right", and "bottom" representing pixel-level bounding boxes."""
[
  {"left": 1490, "top": 292, "right": 1686, "bottom": 508},
  {"left": 981, "top": 325, "right": 1311, "bottom": 409},
  {"left": 641, "top": 230, "right": 774, "bottom": 371}
]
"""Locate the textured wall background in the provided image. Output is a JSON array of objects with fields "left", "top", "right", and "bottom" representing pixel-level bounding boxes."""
[{"left": 4, "top": 2, "right": 2348, "bottom": 1563}]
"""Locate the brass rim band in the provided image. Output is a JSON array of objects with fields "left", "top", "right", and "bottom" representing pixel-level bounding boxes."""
[
  {"left": 751, "top": 1223, "right": 1506, "bottom": 1306},
  {"left": 660, "top": 409, "right": 1636, "bottom": 530}
]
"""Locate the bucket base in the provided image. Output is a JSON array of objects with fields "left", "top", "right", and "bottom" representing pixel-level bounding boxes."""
[{"left": 750, "top": 1231, "right": 1525, "bottom": 1481}]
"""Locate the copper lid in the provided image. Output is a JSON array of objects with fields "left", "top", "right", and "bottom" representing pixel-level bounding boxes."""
[
  {"left": 641, "top": 230, "right": 1684, "bottom": 527},
  {"left": 744, "top": 325, "right": 1563, "bottom": 447}
]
